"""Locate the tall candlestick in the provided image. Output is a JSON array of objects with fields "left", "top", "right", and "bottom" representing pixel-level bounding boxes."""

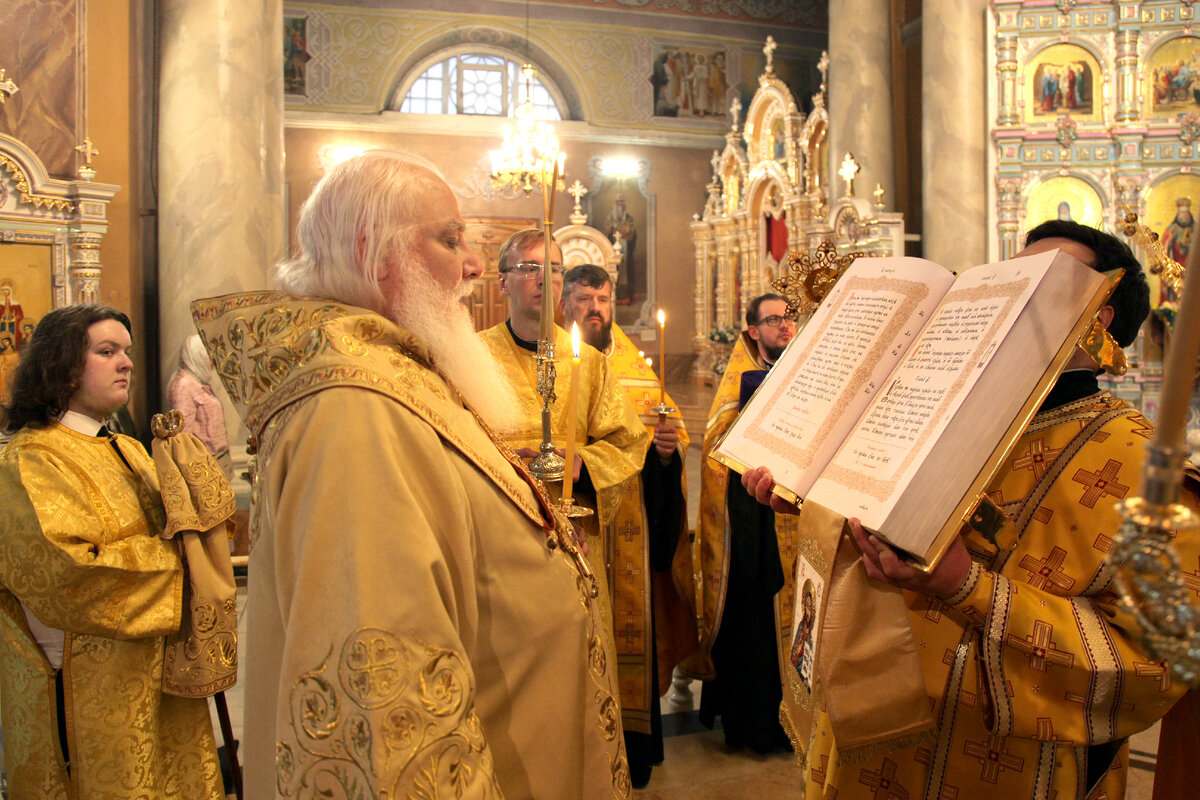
[
  {"left": 656, "top": 308, "right": 666, "bottom": 404},
  {"left": 562, "top": 323, "right": 582, "bottom": 502}
]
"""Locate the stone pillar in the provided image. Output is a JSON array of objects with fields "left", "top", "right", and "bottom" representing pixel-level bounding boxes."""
[
  {"left": 828, "top": 0, "right": 895, "bottom": 208},
  {"left": 922, "top": 0, "right": 988, "bottom": 267},
  {"left": 1114, "top": 30, "right": 1140, "bottom": 123},
  {"left": 158, "top": 0, "right": 284, "bottom": 388}
]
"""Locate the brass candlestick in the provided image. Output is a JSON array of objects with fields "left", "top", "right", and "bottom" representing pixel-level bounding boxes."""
[{"left": 1109, "top": 212, "right": 1200, "bottom": 685}]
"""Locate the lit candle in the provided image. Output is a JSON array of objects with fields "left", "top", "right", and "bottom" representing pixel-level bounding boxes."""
[
  {"left": 562, "top": 323, "right": 582, "bottom": 502},
  {"left": 656, "top": 308, "right": 667, "bottom": 404}
]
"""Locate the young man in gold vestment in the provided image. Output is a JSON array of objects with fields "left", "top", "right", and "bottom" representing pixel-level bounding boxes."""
[
  {"left": 561, "top": 264, "right": 700, "bottom": 788},
  {"left": 478, "top": 231, "right": 649, "bottom": 633},
  {"left": 744, "top": 220, "right": 1200, "bottom": 800},
  {"left": 193, "top": 152, "right": 630, "bottom": 799},
  {"left": 0, "top": 305, "right": 223, "bottom": 800},
  {"left": 696, "top": 293, "right": 801, "bottom": 754}
]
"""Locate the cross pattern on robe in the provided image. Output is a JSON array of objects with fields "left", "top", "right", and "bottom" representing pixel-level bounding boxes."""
[
  {"left": 809, "top": 753, "right": 829, "bottom": 786},
  {"left": 1013, "top": 438, "right": 1063, "bottom": 480},
  {"left": 1184, "top": 556, "right": 1200, "bottom": 597},
  {"left": 619, "top": 520, "right": 639, "bottom": 543},
  {"left": 617, "top": 559, "right": 642, "bottom": 586},
  {"left": 1093, "top": 533, "right": 1113, "bottom": 553},
  {"left": 856, "top": 757, "right": 909, "bottom": 800},
  {"left": 922, "top": 595, "right": 946, "bottom": 623},
  {"left": 1035, "top": 717, "right": 1058, "bottom": 740},
  {"left": 617, "top": 621, "right": 641, "bottom": 650},
  {"left": 1134, "top": 659, "right": 1172, "bottom": 692},
  {"left": 1019, "top": 546, "right": 1076, "bottom": 592},
  {"left": 962, "top": 734, "right": 1025, "bottom": 783},
  {"left": 344, "top": 635, "right": 402, "bottom": 701},
  {"left": 1007, "top": 619, "right": 1074, "bottom": 672},
  {"left": 1032, "top": 506, "right": 1054, "bottom": 525},
  {"left": 1072, "top": 459, "right": 1130, "bottom": 508}
]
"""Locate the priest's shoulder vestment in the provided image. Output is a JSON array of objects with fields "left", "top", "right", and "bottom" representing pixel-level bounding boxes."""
[
  {"left": 803, "top": 392, "right": 1200, "bottom": 800},
  {"left": 193, "top": 293, "right": 630, "bottom": 800},
  {"left": 604, "top": 323, "right": 697, "bottom": 732},
  {"left": 0, "top": 423, "right": 222, "bottom": 800}
]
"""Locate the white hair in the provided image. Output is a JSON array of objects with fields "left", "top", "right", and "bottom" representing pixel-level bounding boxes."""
[{"left": 275, "top": 150, "right": 446, "bottom": 312}]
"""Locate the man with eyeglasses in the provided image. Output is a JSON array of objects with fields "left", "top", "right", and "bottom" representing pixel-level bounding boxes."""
[
  {"left": 694, "top": 292, "right": 801, "bottom": 754},
  {"left": 480, "top": 230, "right": 649, "bottom": 642}
]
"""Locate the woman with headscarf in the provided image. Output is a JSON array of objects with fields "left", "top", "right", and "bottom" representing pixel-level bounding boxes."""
[{"left": 166, "top": 334, "right": 232, "bottom": 480}]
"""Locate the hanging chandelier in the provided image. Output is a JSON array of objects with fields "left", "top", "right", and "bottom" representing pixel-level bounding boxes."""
[{"left": 490, "top": 64, "right": 564, "bottom": 195}]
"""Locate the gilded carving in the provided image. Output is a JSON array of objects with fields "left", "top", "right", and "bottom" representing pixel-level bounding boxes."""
[{"left": 279, "top": 633, "right": 499, "bottom": 799}]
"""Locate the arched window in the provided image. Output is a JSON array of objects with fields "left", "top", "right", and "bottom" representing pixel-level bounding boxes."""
[{"left": 395, "top": 50, "right": 564, "bottom": 120}]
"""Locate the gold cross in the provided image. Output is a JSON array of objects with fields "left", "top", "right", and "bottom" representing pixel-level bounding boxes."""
[
  {"left": 0, "top": 69, "right": 18, "bottom": 104},
  {"left": 763, "top": 36, "right": 777, "bottom": 72},
  {"left": 75, "top": 137, "right": 99, "bottom": 166},
  {"left": 838, "top": 152, "right": 860, "bottom": 197},
  {"left": 873, "top": 182, "right": 886, "bottom": 210},
  {"left": 729, "top": 97, "right": 742, "bottom": 131},
  {"left": 567, "top": 179, "right": 587, "bottom": 209}
]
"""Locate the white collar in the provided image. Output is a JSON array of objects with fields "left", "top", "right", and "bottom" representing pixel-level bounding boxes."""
[{"left": 59, "top": 410, "right": 105, "bottom": 436}]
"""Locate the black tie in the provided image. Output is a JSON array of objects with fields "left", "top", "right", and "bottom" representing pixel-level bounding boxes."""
[{"left": 97, "top": 425, "right": 133, "bottom": 472}]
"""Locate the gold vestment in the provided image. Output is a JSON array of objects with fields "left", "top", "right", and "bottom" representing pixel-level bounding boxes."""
[
  {"left": 604, "top": 323, "right": 697, "bottom": 733},
  {"left": 0, "top": 424, "right": 222, "bottom": 800},
  {"left": 479, "top": 322, "right": 649, "bottom": 632},
  {"left": 693, "top": 333, "right": 801, "bottom": 676},
  {"left": 194, "top": 294, "right": 630, "bottom": 799},
  {"left": 798, "top": 392, "right": 1200, "bottom": 800}
]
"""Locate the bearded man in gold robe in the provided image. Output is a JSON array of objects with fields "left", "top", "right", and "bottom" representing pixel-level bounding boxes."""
[
  {"left": 744, "top": 220, "right": 1200, "bottom": 800},
  {"left": 478, "top": 231, "right": 648, "bottom": 631},
  {"left": 193, "top": 152, "right": 630, "bottom": 799},
  {"left": 695, "top": 292, "right": 801, "bottom": 754},
  {"left": 0, "top": 305, "right": 223, "bottom": 800},
  {"left": 561, "top": 264, "right": 699, "bottom": 788}
]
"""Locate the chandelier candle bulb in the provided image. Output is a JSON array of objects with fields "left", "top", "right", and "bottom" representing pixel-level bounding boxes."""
[
  {"left": 562, "top": 323, "right": 582, "bottom": 503},
  {"left": 657, "top": 309, "right": 666, "bottom": 404}
]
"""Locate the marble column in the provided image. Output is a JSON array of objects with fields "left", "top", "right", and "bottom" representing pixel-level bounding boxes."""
[
  {"left": 828, "top": 0, "right": 895, "bottom": 207},
  {"left": 923, "top": 0, "right": 988, "bottom": 267},
  {"left": 158, "top": 0, "right": 284, "bottom": 388}
]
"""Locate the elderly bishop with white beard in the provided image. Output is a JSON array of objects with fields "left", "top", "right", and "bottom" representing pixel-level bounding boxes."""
[{"left": 192, "top": 151, "right": 630, "bottom": 800}]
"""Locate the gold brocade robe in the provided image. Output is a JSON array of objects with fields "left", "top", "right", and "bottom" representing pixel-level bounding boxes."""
[
  {"left": 694, "top": 333, "right": 801, "bottom": 677},
  {"left": 605, "top": 323, "right": 697, "bottom": 733},
  {"left": 193, "top": 293, "right": 630, "bottom": 800},
  {"left": 0, "top": 424, "right": 222, "bottom": 800},
  {"left": 479, "top": 323, "right": 649, "bottom": 630},
  {"left": 800, "top": 392, "right": 1199, "bottom": 800}
]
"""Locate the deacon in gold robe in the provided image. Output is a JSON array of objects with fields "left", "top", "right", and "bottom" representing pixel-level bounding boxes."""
[
  {"left": 479, "top": 231, "right": 649, "bottom": 630},
  {"left": 0, "top": 305, "right": 222, "bottom": 800},
  {"left": 561, "top": 264, "right": 699, "bottom": 788},
  {"left": 695, "top": 292, "right": 800, "bottom": 753},
  {"left": 745, "top": 220, "right": 1199, "bottom": 800},
  {"left": 195, "top": 153, "right": 629, "bottom": 799}
]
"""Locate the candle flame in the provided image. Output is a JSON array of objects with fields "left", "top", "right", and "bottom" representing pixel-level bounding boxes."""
[
  {"left": 571, "top": 322, "right": 581, "bottom": 358},
  {"left": 657, "top": 308, "right": 666, "bottom": 326},
  {"left": 645, "top": 357, "right": 653, "bottom": 368}
]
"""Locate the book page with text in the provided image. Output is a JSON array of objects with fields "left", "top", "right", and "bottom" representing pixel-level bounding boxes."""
[
  {"left": 809, "top": 250, "right": 1061, "bottom": 531},
  {"left": 714, "top": 257, "right": 955, "bottom": 498}
]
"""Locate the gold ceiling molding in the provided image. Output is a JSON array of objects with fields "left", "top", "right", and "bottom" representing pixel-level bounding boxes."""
[{"left": 0, "top": 152, "right": 74, "bottom": 213}]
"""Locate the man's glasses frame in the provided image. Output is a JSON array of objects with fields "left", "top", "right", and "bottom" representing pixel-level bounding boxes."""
[
  {"left": 754, "top": 314, "right": 799, "bottom": 328},
  {"left": 503, "top": 262, "right": 565, "bottom": 279}
]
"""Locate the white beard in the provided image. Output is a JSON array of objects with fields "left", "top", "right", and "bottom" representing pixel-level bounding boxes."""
[{"left": 389, "top": 266, "right": 524, "bottom": 433}]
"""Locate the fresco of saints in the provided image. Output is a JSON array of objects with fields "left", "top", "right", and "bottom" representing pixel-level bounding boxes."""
[{"left": 1161, "top": 197, "right": 1194, "bottom": 269}]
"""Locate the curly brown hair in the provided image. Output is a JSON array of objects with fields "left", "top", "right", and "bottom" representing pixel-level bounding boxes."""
[{"left": 1, "top": 305, "right": 132, "bottom": 433}]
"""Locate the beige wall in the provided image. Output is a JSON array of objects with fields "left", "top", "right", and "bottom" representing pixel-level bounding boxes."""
[
  {"left": 284, "top": 127, "right": 713, "bottom": 355},
  {"left": 89, "top": 0, "right": 145, "bottom": 421}
]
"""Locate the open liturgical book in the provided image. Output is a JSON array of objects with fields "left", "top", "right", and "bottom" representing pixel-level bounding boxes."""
[{"left": 712, "top": 249, "right": 1120, "bottom": 567}]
